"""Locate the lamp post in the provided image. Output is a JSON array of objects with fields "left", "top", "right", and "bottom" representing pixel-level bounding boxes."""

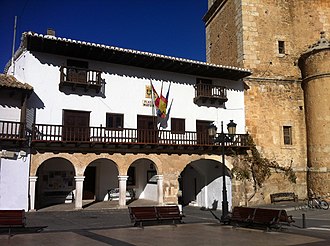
[{"left": 208, "top": 120, "right": 237, "bottom": 223}]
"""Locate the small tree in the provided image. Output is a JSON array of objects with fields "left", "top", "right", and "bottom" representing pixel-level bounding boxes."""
[{"left": 231, "top": 135, "right": 296, "bottom": 202}]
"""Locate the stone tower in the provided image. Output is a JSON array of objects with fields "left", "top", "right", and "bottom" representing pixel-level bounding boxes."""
[
  {"left": 298, "top": 33, "right": 330, "bottom": 197},
  {"left": 204, "top": 0, "right": 330, "bottom": 203}
]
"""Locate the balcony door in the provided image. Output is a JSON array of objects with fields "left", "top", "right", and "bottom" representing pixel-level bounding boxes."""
[
  {"left": 196, "top": 78, "right": 212, "bottom": 97},
  {"left": 67, "top": 59, "right": 88, "bottom": 84},
  {"left": 63, "top": 110, "right": 90, "bottom": 141},
  {"left": 196, "top": 120, "right": 212, "bottom": 145},
  {"left": 137, "top": 115, "right": 158, "bottom": 143}
]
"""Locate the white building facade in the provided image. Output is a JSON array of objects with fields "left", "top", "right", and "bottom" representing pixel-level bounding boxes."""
[{"left": 3, "top": 31, "right": 251, "bottom": 211}]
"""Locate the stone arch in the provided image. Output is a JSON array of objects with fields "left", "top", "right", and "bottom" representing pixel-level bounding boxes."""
[
  {"left": 118, "top": 154, "right": 163, "bottom": 176},
  {"left": 30, "top": 153, "right": 81, "bottom": 176}
]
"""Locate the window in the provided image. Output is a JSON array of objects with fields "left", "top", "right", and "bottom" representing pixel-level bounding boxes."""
[
  {"left": 283, "top": 126, "right": 292, "bottom": 145},
  {"left": 278, "top": 41, "right": 285, "bottom": 54},
  {"left": 171, "top": 118, "right": 185, "bottom": 133},
  {"left": 106, "top": 113, "right": 123, "bottom": 129}
]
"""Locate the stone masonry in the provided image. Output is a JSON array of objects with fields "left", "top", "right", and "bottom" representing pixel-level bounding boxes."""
[{"left": 204, "top": 0, "right": 330, "bottom": 204}]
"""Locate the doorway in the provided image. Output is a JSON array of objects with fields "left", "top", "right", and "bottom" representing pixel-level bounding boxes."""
[
  {"left": 137, "top": 115, "right": 158, "bottom": 143},
  {"left": 83, "top": 166, "right": 96, "bottom": 200},
  {"left": 63, "top": 110, "right": 90, "bottom": 141},
  {"left": 196, "top": 120, "right": 212, "bottom": 145}
]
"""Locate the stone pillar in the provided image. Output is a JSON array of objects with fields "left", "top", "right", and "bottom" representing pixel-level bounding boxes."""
[
  {"left": 156, "top": 175, "right": 164, "bottom": 205},
  {"left": 118, "top": 175, "right": 128, "bottom": 207},
  {"left": 29, "top": 176, "right": 38, "bottom": 211},
  {"left": 298, "top": 32, "right": 330, "bottom": 196},
  {"left": 74, "top": 176, "right": 85, "bottom": 210}
]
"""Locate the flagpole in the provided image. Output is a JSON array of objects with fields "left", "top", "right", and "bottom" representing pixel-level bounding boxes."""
[{"left": 150, "top": 79, "right": 155, "bottom": 117}]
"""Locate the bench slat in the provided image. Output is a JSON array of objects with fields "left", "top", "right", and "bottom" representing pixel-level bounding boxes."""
[
  {"left": 156, "top": 206, "right": 182, "bottom": 220},
  {"left": 0, "top": 210, "right": 26, "bottom": 228}
]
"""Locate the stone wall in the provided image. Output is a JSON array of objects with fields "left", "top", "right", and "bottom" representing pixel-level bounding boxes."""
[{"left": 204, "top": 0, "right": 330, "bottom": 204}]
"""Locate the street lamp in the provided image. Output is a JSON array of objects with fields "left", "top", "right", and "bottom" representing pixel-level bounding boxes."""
[{"left": 208, "top": 120, "right": 237, "bottom": 223}]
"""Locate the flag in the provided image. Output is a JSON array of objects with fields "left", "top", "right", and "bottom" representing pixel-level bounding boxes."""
[
  {"left": 151, "top": 81, "right": 160, "bottom": 108},
  {"left": 158, "top": 82, "right": 171, "bottom": 118},
  {"left": 159, "top": 99, "right": 173, "bottom": 128},
  {"left": 150, "top": 80, "right": 172, "bottom": 128}
]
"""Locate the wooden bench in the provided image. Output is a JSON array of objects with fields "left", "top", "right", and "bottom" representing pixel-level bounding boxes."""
[
  {"left": 0, "top": 210, "right": 26, "bottom": 235},
  {"left": 229, "top": 206, "right": 256, "bottom": 226},
  {"left": 129, "top": 205, "right": 183, "bottom": 227},
  {"left": 229, "top": 207, "right": 294, "bottom": 229},
  {"left": 270, "top": 192, "right": 298, "bottom": 204}
]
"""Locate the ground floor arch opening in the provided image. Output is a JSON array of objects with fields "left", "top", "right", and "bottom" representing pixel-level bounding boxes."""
[
  {"left": 127, "top": 158, "right": 159, "bottom": 204},
  {"left": 179, "top": 159, "right": 232, "bottom": 210},
  {"left": 36, "top": 158, "right": 75, "bottom": 210},
  {"left": 83, "top": 158, "right": 119, "bottom": 202}
]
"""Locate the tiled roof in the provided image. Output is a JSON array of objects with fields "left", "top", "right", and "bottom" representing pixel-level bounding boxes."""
[
  {"left": 0, "top": 73, "right": 33, "bottom": 90},
  {"left": 11, "top": 31, "right": 251, "bottom": 80}
]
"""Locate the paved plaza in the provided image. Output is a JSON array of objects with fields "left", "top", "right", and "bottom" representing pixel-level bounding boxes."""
[{"left": 1, "top": 201, "right": 330, "bottom": 245}]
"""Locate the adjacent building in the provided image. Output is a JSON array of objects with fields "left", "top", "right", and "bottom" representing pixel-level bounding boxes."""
[
  {"left": 0, "top": 74, "right": 33, "bottom": 210},
  {"left": 204, "top": 0, "right": 330, "bottom": 203}
]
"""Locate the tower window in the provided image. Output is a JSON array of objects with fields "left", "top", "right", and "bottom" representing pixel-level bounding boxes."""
[
  {"left": 283, "top": 126, "right": 292, "bottom": 145},
  {"left": 278, "top": 41, "right": 285, "bottom": 54}
]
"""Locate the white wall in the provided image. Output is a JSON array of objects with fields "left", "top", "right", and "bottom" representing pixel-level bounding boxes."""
[
  {"left": 0, "top": 155, "right": 29, "bottom": 210},
  {"left": 0, "top": 94, "right": 21, "bottom": 122},
  {"left": 11, "top": 51, "right": 246, "bottom": 134}
]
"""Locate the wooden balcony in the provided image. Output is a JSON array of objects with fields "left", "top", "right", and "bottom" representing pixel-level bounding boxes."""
[
  {"left": 31, "top": 124, "right": 249, "bottom": 155},
  {"left": 59, "top": 66, "right": 102, "bottom": 93},
  {"left": 0, "top": 121, "right": 28, "bottom": 148},
  {"left": 194, "top": 84, "right": 228, "bottom": 106}
]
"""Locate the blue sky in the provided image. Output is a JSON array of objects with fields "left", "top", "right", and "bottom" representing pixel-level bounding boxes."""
[{"left": 0, "top": 0, "right": 208, "bottom": 72}]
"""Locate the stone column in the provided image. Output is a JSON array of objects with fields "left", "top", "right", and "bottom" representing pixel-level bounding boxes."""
[
  {"left": 74, "top": 176, "right": 85, "bottom": 210},
  {"left": 29, "top": 176, "right": 38, "bottom": 211},
  {"left": 298, "top": 32, "right": 330, "bottom": 196},
  {"left": 118, "top": 175, "right": 128, "bottom": 207},
  {"left": 156, "top": 175, "right": 164, "bottom": 205}
]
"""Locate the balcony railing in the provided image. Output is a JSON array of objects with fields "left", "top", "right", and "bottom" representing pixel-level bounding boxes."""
[
  {"left": 0, "top": 120, "right": 26, "bottom": 141},
  {"left": 31, "top": 124, "right": 249, "bottom": 154},
  {"left": 60, "top": 66, "right": 102, "bottom": 92},
  {"left": 194, "top": 84, "right": 228, "bottom": 106}
]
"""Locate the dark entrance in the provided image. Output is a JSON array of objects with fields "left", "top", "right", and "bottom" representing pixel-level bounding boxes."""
[
  {"left": 83, "top": 166, "right": 96, "bottom": 200},
  {"left": 137, "top": 115, "right": 158, "bottom": 143},
  {"left": 63, "top": 110, "right": 90, "bottom": 141}
]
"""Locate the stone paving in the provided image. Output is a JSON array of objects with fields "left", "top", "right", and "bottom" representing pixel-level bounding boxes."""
[{"left": 1, "top": 200, "right": 330, "bottom": 245}]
